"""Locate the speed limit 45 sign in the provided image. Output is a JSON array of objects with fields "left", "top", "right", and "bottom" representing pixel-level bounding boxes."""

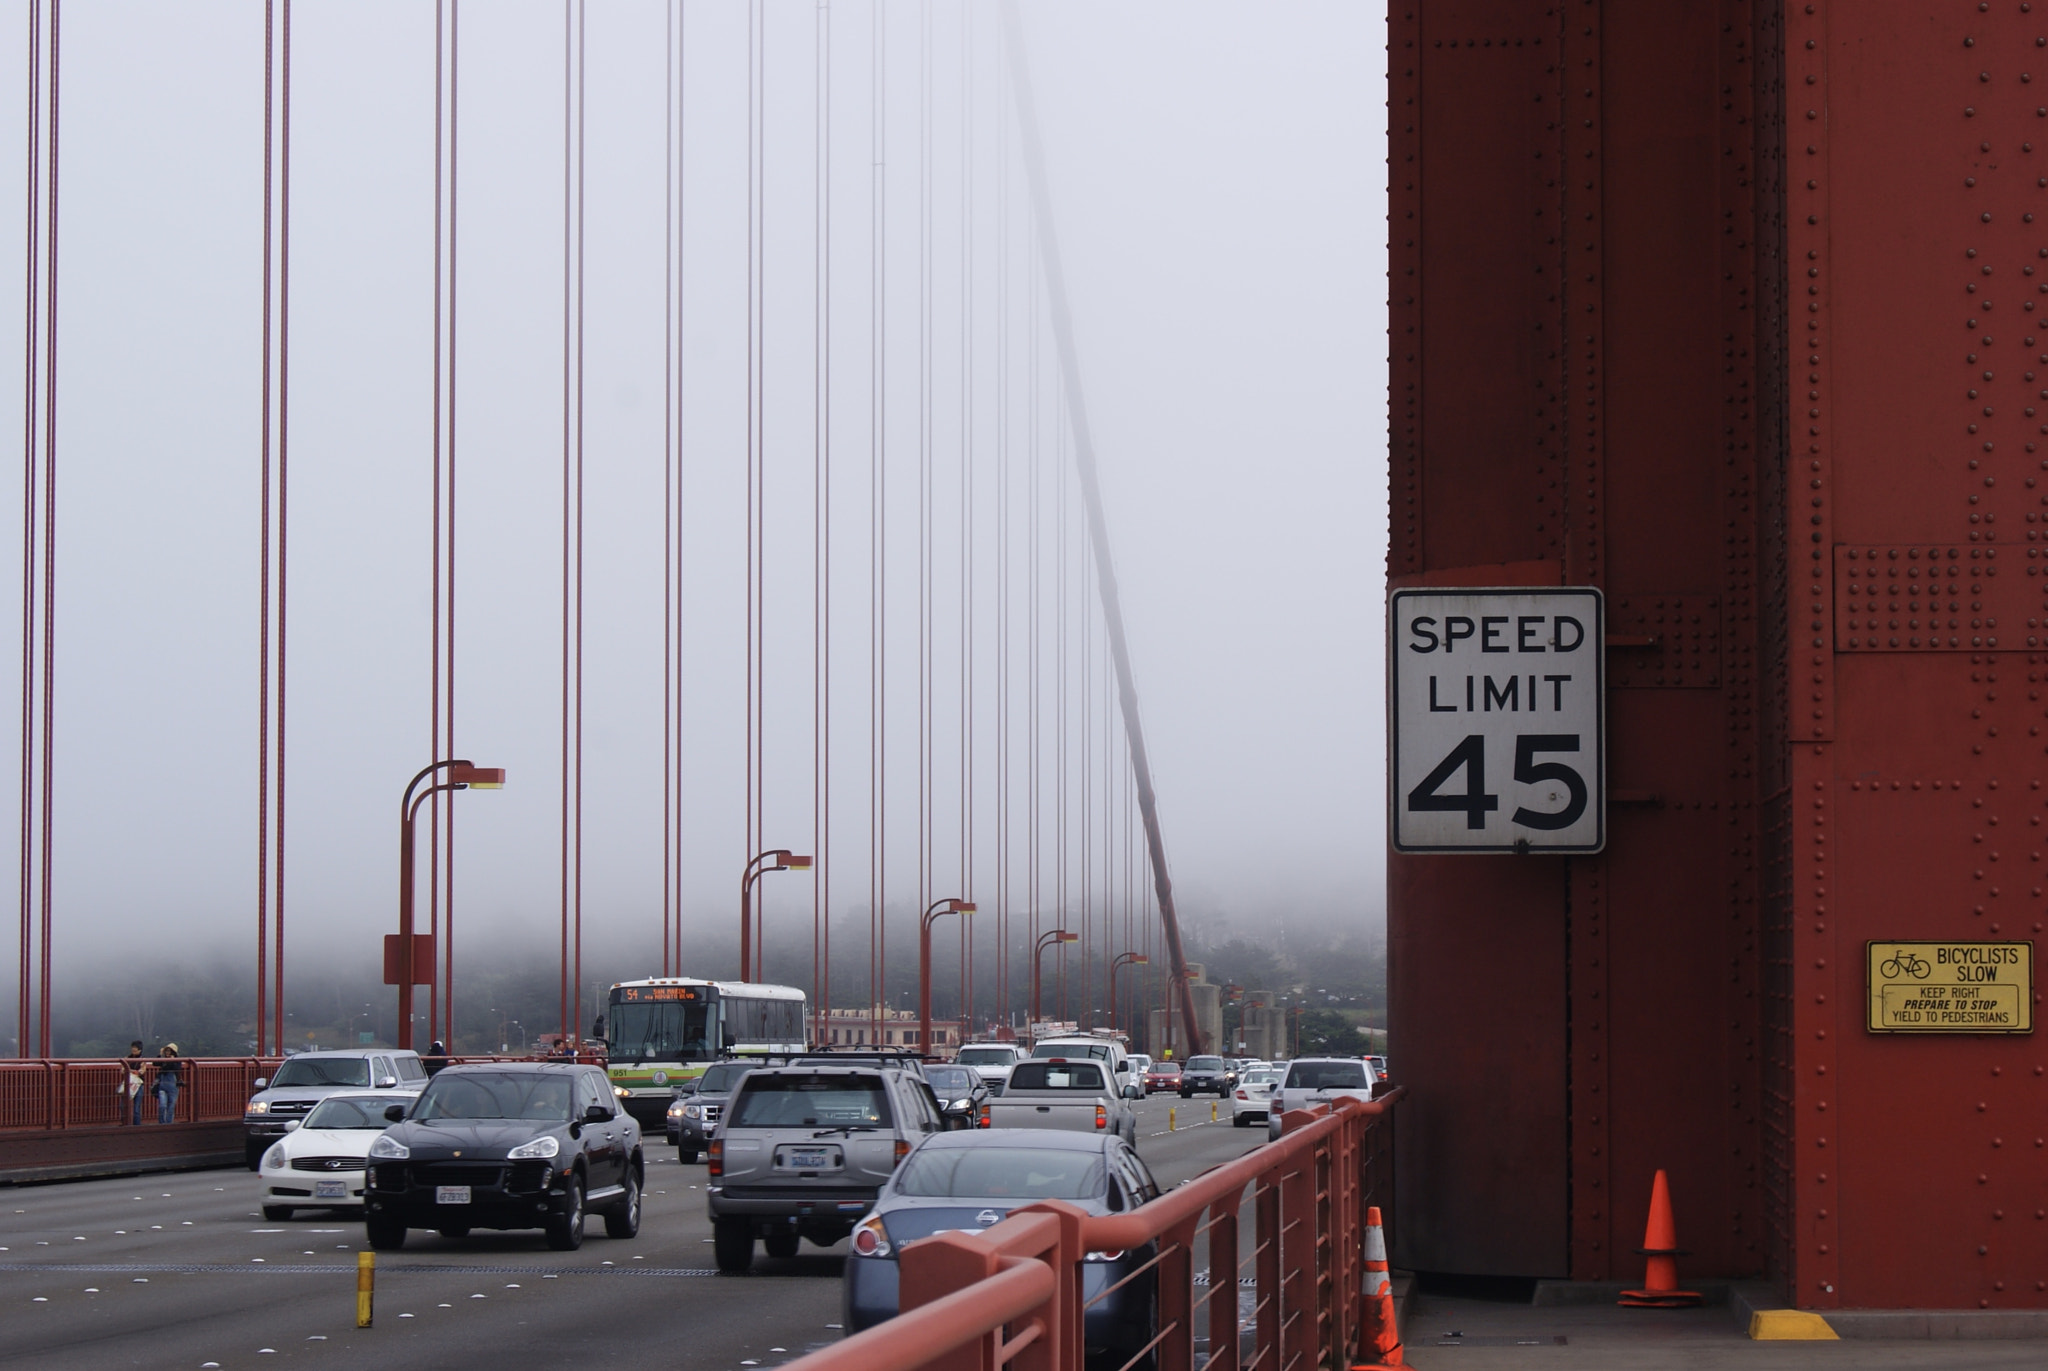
[{"left": 1389, "top": 587, "right": 1605, "bottom": 853}]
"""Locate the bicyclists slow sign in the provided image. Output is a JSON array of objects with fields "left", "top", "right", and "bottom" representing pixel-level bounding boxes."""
[{"left": 1866, "top": 941, "right": 2034, "bottom": 1034}]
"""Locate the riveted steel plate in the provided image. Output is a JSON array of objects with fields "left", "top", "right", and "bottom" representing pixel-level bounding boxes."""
[{"left": 1832, "top": 545, "right": 2048, "bottom": 651}]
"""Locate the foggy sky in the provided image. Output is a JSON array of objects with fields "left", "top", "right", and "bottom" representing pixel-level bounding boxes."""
[{"left": 0, "top": 0, "right": 1385, "bottom": 1030}]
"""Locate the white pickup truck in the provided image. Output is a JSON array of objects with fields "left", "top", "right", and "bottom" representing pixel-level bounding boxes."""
[
  {"left": 980, "top": 1058, "right": 1138, "bottom": 1146},
  {"left": 1265, "top": 1056, "right": 1380, "bottom": 1140}
]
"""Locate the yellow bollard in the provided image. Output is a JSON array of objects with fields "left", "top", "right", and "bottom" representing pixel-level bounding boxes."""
[
  {"left": 1169, "top": 1106, "right": 1177, "bottom": 1131},
  {"left": 356, "top": 1250, "right": 374, "bottom": 1328},
  {"left": 1211, "top": 1101, "right": 1218, "bottom": 1123}
]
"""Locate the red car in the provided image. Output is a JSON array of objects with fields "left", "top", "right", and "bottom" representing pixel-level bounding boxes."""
[{"left": 1143, "top": 1061, "right": 1182, "bottom": 1093}]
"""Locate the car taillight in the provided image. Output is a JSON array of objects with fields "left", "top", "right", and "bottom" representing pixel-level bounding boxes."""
[
  {"left": 707, "top": 1140, "right": 723, "bottom": 1178},
  {"left": 894, "top": 1138, "right": 911, "bottom": 1165},
  {"left": 977, "top": 1105, "right": 991, "bottom": 1128},
  {"left": 851, "top": 1214, "right": 892, "bottom": 1257},
  {"left": 1084, "top": 1249, "right": 1125, "bottom": 1262},
  {"left": 1094, "top": 1105, "right": 1107, "bottom": 1130},
  {"left": 1235, "top": 1091, "right": 1248, "bottom": 1100}
]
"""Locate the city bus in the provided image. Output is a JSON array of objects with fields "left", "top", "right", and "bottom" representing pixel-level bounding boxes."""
[{"left": 602, "top": 978, "right": 807, "bottom": 1127}]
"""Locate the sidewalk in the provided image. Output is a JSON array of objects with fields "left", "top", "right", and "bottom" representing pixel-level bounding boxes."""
[{"left": 1396, "top": 1290, "right": 2048, "bottom": 1369}]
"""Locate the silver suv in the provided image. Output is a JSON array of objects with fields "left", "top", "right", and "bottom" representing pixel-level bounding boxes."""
[
  {"left": 706, "top": 1064, "right": 945, "bottom": 1272},
  {"left": 1266, "top": 1056, "right": 1379, "bottom": 1141},
  {"left": 244, "top": 1050, "right": 427, "bottom": 1169}
]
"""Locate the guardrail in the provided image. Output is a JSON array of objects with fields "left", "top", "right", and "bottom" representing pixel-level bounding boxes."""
[
  {"left": 0, "top": 1058, "right": 275, "bottom": 1130},
  {"left": 785, "top": 1087, "right": 1404, "bottom": 1371}
]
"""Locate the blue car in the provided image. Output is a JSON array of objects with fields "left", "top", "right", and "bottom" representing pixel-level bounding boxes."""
[{"left": 843, "top": 1129, "right": 1160, "bottom": 1367}]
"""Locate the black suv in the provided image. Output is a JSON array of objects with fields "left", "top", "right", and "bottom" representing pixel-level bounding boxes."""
[
  {"left": 1178, "top": 1055, "right": 1237, "bottom": 1098},
  {"left": 364, "top": 1063, "right": 643, "bottom": 1252}
]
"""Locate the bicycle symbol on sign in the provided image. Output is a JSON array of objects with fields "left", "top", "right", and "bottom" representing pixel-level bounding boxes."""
[{"left": 1879, "top": 950, "right": 1932, "bottom": 980}]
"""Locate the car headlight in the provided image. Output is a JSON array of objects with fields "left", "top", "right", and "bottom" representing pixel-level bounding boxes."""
[
  {"left": 264, "top": 1145, "right": 287, "bottom": 1169},
  {"left": 507, "top": 1135, "right": 561, "bottom": 1160},
  {"left": 950, "top": 1099, "right": 970, "bottom": 1111},
  {"left": 367, "top": 1134, "right": 410, "bottom": 1161},
  {"left": 246, "top": 1101, "right": 269, "bottom": 1115},
  {"left": 681, "top": 1103, "right": 706, "bottom": 1120},
  {"left": 666, "top": 1102, "right": 685, "bottom": 1120}
]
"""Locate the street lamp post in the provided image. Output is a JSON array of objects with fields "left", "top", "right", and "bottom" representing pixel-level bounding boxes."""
[
  {"left": 1109, "top": 952, "right": 1149, "bottom": 1033},
  {"left": 919, "top": 899, "right": 975, "bottom": 1059},
  {"left": 395, "top": 760, "right": 504, "bottom": 1052},
  {"left": 1031, "top": 929, "right": 1079, "bottom": 1026},
  {"left": 738, "top": 850, "right": 815, "bottom": 982}
]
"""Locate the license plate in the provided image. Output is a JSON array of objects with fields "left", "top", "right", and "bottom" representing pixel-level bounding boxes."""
[
  {"left": 314, "top": 1180, "right": 349, "bottom": 1200},
  {"left": 787, "top": 1150, "right": 829, "bottom": 1169},
  {"left": 436, "top": 1186, "right": 471, "bottom": 1205}
]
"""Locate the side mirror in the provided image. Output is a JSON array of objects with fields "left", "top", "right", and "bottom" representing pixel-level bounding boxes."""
[
  {"left": 252, "top": 1077, "right": 268, "bottom": 1090},
  {"left": 283, "top": 1119, "right": 301, "bottom": 1132},
  {"left": 383, "top": 1104, "right": 407, "bottom": 1122},
  {"left": 584, "top": 1103, "right": 612, "bottom": 1123},
  {"left": 722, "top": 1031, "right": 737, "bottom": 1050},
  {"left": 377, "top": 1076, "right": 398, "bottom": 1090}
]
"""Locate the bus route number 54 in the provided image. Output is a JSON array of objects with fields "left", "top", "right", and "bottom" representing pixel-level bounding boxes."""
[{"left": 1388, "top": 587, "right": 1605, "bottom": 854}]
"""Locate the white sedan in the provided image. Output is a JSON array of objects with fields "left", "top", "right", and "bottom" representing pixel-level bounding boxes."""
[
  {"left": 1231, "top": 1067, "right": 1285, "bottom": 1127},
  {"left": 259, "top": 1091, "right": 413, "bottom": 1220}
]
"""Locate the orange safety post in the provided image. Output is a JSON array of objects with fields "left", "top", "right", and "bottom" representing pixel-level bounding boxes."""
[
  {"left": 1618, "top": 1169, "right": 1701, "bottom": 1308},
  {"left": 1353, "top": 1205, "right": 1404, "bottom": 1368}
]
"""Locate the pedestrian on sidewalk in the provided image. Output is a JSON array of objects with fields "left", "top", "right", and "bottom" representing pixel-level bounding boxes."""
[
  {"left": 153, "top": 1043, "right": 183, "bottom": 1124},
  {"left": 120, "top": 1041, "right": 146, "bottom": 1125}
]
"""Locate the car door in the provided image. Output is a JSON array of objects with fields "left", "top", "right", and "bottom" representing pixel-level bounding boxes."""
[
  {"left": 371, "top": 1056, "right": 395, "bottom": 1089},
  {"left": 576, "top": 1072, "right": 622, "bottom": 1189}
]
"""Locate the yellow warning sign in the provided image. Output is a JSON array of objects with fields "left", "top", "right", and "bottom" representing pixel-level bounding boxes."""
[{"left": 1865, "top": 941, "right": 2033, "bottom": 1034}]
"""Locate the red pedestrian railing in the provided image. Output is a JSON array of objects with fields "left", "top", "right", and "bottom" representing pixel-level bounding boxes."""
[
  {"left": 0, "top": 1058, "right": 276, "bottom": 1130},
  {"left": 785, "top": 1088, "right": 1404, "bottom": 1371}
]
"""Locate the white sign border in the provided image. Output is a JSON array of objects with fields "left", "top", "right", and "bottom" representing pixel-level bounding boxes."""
[{"left": 1387, "top": 585, "right": 1607, "bottom": 856}]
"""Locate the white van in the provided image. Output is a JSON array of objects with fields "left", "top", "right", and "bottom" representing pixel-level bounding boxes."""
[
  {"left": 954, "top": 1042, "right": 1028, "bottom": 1095},
  {"left": 1029, "top": 1036, "right": 1140, "bottom": 1100}
]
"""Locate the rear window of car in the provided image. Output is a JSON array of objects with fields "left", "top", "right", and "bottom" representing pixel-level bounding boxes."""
[
  {"left": 1284, "top": 1061, "right": 1368, "bottom": 1091},
  {"left": 729, "top": 1074, "right": 891, "bottom": 1128},
  {"left": 956, "top": 1048, "right": 1016, "bottom": 1066},
  {"left": 1031, "top": 1042, "right": 1109, "bottom": 1060},
  {"left": 1188, "top": 1057, "right": 1225, "bottom": 1071},
  {"left": 269, "top": 1057, "right": 371, "bottom": 1089},
  {"left": 1008, "top": 1062, "right": 1109, "bottom": 1092},
  {"left": 697, "top": 1062, "right": 751, "bottom": 1093},
  {"left": 894, "top": 1146, "right": 1105, "bottom": 1200}
]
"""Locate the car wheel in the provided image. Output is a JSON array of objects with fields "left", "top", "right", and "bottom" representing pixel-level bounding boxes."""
[
  {"left": 545, "top": 1173, "right": 586, "bottom": 1251},
  {"left": 713, "top": 1217, "right": 754, "bottom": 1274},
  {"left": 763, "top": 1232, "right": 799, "bottom": 1260},
  {"left": 677, "top": 1145, "right": 700, "bottom": 1165},
  {"left": 437, "top": 1224, "right": 471, "bottom": 1239},
  {"left": 262, "top": 1204, "right": 293, "bottom": 1221},
  {"left": 365, "top": 1214, "right": 407, "bottom": 1251},
  {"left": 1232, "top": 1114, "right": 1246, "bottom": 1128},
  {"left": 245, "top": 1140, "right": 266, "bottom": 1171},
  {"left": 603, "top": 1162, "right": 642, "bottom": 1239}
]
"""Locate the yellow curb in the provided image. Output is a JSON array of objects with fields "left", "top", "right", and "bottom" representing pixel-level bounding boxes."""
[{"left": 1749, "top": 1309, "right": 1839, "bottom": 1340}]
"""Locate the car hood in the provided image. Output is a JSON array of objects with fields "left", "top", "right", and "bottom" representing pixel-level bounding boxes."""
[
  {"left": 277, "top": 1128, "right": 381, "bottom": 1158},
  {"left": 391, "top": 1119, "right": 568, "bottom": 1156},
  {"left": 876, "top": 1196, "right": 1110, "bottom": 1246},
  {"left": 250, "top": 1087, "right": 362, "bottom": 1106}
]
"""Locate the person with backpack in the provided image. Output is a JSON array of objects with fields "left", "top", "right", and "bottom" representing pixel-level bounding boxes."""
[
  {"left": 152, "top": 1044, "right": 183, "bottom": 1124},
  {"left": 119, "top": 1041, "right": 146, "bottom": 1125}
]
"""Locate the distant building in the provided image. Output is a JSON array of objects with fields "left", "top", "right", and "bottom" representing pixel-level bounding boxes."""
[
  {"left": 1147, "top": 961, "right": 1223, "bottom": 1057},
  {"left": 1237, "top": 989, "right": 1283, "bottom": 1060},
  {"left": 816, "top": 1006, "right": 960, "bottom": 1052}
]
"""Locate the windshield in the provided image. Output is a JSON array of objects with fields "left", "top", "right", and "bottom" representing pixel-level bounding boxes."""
[
  {"left": 697, "top": 1062, "right": 751, "bottom": 1093},
  {"left": 303, "top": 1095, "right": 410, "bottom": 1130},
  {"left": 1285, "top": 1061, "right": 1369, "bottom": 1091},
  {"left": 729, "top": 1075, "right": 891, "bottom": 1128},
  {"left": 1188, "top": 1057, "right": 1225, "bottom": 1071},
  {"left": 894, "top": 1146, "right": 1105, "bottom": 1200},
  {"left": 924, "top": 1067, "right": 976, "bottom": 1093},
  {"left": 955, "top": 1048, "right": 1014, "bottom": 1066},
  {"left": 1149, "top": 1062, "right": 1181, "bottom": 1074},
  {"left": 1246, "top": 1070, "right": 1284, "bottom": 1087},
  {"left": 1007, "top": 1062, "right": 1109, "bottom": 1092},
  {"left": 269, "top": 1058, "right": 370, "bottom": 1089},
  {"left": 606, "top": 1000, "right": 713, "bottom": 1065},
  {"left": 413, "top": 1072, "right": 574, "bottom": 1123}
]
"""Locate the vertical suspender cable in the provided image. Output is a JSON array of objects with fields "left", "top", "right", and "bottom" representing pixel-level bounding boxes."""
[
  {"left": 661, "top": 0, "right": 675, "bottom": 980},
  {"left": 813, "top": 0, "right": 831, "bottom": 1041},
  {"left": 34, "top": 0, "right": 57, "bottom": 1060},
  {"left": 993, "top": 47, "right": 1009, "bottom": 1028},
  {"left": 957, "top": 0, "right": 973, "bottom": 1042},
  {"left": 867, "top": 0, "right": 884, "bottom": 1044},
  {"left": 1024, "top": 215, "right": 1038, "bottom": 1020},
  {"left": 428, "top": 0, "right": 443, "bottom": 1047},
  {"left": 558, "top": 0, "right": 572, "bottom": 1047},
  {"left": 743, "top": 0, "right": 758, "bottom": 976},
  {"left": 256, "top": 0, "right": 275, "bottom": 1059},
  {"left": 1002, "top": 0, "right": 1205, "bottom": 1051},
  {"left": 442, "top": 0, "right": 459, "bottom": 1050},
  {"left": 671, "top": 0, "right": 688, "bottom": 978},
  {"left": 574, "top": 0, "right": 587, "bottom": 1044},
  {"left": 272, "top": 0, "right": 294, "bottom": 1057},
  {"left": 17, "top": 0, "right": 40, "bottom": 1058},
  {"left": 916, "top": 0, "right": 930, "bottom": 1031}
]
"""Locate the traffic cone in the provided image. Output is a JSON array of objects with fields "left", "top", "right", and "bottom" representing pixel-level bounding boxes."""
[
  {"left": 1618, "top": 1169, "right": 1701, "bottom": 1308},
  {"left": 1353, "top": 1205, "right": 1405, "bottom": 1368}
]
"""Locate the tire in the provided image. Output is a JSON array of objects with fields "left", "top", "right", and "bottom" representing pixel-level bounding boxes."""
[
  {"left": 713, "top": 1217, "right": 755, "bottom": 1274},
  {"left": 1232, "top": 1114, "right": 1247, "bottom": 1128},
  {"left": 677, "top": 1145, "right": 699, "bottom": 1165},
  {"left": 437, "top": 1225, "right": 471, "bottom": 1239},
  {"left": 545, "top": 1173, "right": 586, "bottom": 1252},
  {"left": 262, "top": 1204, "right": 293, "bottom": 1221},
  {"left": 245, "top": 1140, "right": 266, "bottom": 1171},
  {"left": 603, "top": 1162, "right": 642, "bottom": 1240},
  {"left": 366, "top": 1214, "right": 407, "bottom": 1251},
  {"left": 763, "top": 1232, "right": 799, "bottom": 1260},
  {"left": 1178, "top": 1089, "right": 1190, "bottom": 1099}
]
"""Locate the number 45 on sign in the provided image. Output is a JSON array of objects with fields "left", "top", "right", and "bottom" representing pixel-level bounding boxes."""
[{"left": 1389, "top": 588, "right": 1605, "bottom": 853}]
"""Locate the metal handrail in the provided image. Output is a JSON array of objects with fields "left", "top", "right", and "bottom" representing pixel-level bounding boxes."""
[{"left": 783, "top": 1086, "right": 1403, "bottom": 1371}]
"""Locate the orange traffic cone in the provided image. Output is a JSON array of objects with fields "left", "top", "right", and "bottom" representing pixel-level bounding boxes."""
[
  {"left": 1353, "top": 1205, "right": 1405, "bottom": 1368},
  {"left": 1618, "top": 1169, "right": 1702, "bottom": 1308}
]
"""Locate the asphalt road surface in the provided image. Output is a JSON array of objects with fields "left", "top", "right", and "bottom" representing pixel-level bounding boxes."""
[{"left": 0, "top": 1092, "right": 1261, "bottom": 1370}]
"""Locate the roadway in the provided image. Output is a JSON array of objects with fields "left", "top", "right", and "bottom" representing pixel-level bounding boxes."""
[{"left": 0, "top": 1091, "right": 1258, "bottom": 1370}]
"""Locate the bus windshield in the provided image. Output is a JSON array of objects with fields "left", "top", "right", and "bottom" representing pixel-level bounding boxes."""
[{"left": 607, "top": 999, "right": 713, "bottom": 1064}]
